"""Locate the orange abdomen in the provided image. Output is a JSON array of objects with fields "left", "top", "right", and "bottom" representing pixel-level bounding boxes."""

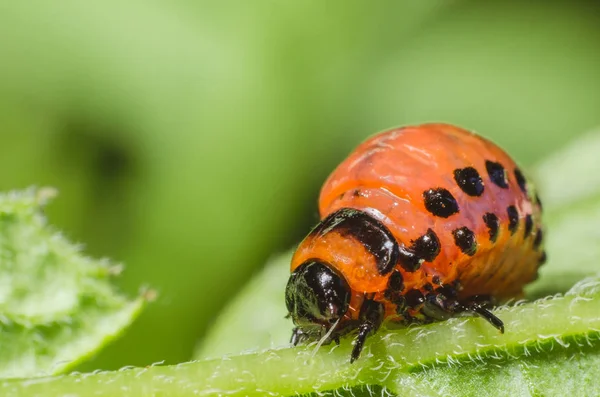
[{"left": 291, "top": 123, "right": 545, "bottom": 320}]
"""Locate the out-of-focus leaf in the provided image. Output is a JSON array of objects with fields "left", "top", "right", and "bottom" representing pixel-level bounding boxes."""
[
  {"left": 0, "top": 188, "right": 147, "bottom": 379},
  {"left": 533, "top": 127, "right": 600, "bottom": 213},
  {"left": 195, "top": 252, "right": 291, "bottom": 359},
  {"left": 525, "top": 127, "right": 600, "bottom": 298}
]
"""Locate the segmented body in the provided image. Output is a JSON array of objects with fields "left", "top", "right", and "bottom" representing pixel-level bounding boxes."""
[{"left": 290, "top": 123, "right": 545, "bottom": 325}]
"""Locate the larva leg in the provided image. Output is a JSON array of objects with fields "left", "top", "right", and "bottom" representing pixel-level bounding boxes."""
[{"left": 350, "top": 298, "right": 384, "bottom": 363}]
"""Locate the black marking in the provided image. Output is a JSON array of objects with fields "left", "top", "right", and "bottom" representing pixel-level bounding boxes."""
[
  {"left": 398, "top": 247, "right": 421, "bottom": 272},
  {"left": 482, "top": 212, "right": 500, "bottom": 243},
  {"left": 423, "top": 283, "right": 433, "bottom": 292},
  {"left": 352, "top": 189, "right": 361, "bottom": 197},
  {"left": 398, "top": 228, "right": 441, "bottom": 272},
  {"left": 313, "top": 208, "right": 400, "bottom": 275},
  {"left": 387, "top": 270, "right": 404, "bottom": 292},
  {"left": 423, "top": 188, "right": 459, "bottom": 218},
  {"left": 486, "top": 160, "right": 509, "bottom": 188},
  {"left": 453, "top": 167, "right": 484, "bottom": 196},
  {"left": 534, "top": 228, "right": 543, "bottom": 249},
  {"left": 514, "top": 168, "right": 527, "bottom": 193},
  {"left": 535, "top": 193, "right": 543, "bottom": 210},
  {"left": 405, "top": 289, "right": 425, "bottom": 308},
  {"left": 524, "top": 214, "right": 533, "bottom": 237},
  {"left": 432, "top": 275, "right": 441, "bottom": 285},
  {"left": 507, "top": 205, "right": 519, "bottom": 235},
  {"left": 452, "top": 227, "right": 477, "bottom": 256},
  {"left": 411, "top": 228, "right": 441, "bottom": 262}
]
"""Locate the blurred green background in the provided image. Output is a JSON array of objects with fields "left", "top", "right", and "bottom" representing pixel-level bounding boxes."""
[{"left": 0, "top": 0, "right": 599, "bottom": 370}]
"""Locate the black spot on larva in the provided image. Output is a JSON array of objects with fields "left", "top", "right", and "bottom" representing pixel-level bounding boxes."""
[
  {"left": 387, "top": 270, "right": 404, "bottom": 292},
  {"left": 398, "top": 247, "right": 421, "bottom": 272},
  {"left": 405, "top": 289, "right": 425, "bottom": 308},
  {"left": 482, "top": 212, "right": 500, "bottom": 243},
  {"left": 453, "top": 167, "right": 485, "bottom": 197},
  {"left": 423, "top": 283, "right": 433, "bottom": 292},
  {"left": 524, "top": 214, "right": 533, "bottom": 237},
  {"left": 411, "top": 228, "right": 441, "bottom": 262},
  {"left": 423, "top": 188, "right": 459, "bottom": 218},
  {"left": 352, "top": 189, "right": 361, "bottom": 197},
  {"left": 452, "top": 227, "right": 477, "bottom": 256},
  {"left": 398, "top": 228, "right": 441, "bottom": 272},
  {"left": 534, "top": 228, "right": 543, "bottom": 249},
  {"left": 432, "top": 275, "right": 441, "bottom": 285},
  {"left": 535, "top": 193, "right": 543, "bottom": 210},
  {"left": 486, "top": 160, "right": 509, "bottom": 189},
  {"left": 317, "top": 208, "right": 400, "bottom": 275},
  {"left": 514, "top": 168, "right": 527, "bottom": 193},
  {"left": 507, "top": 205, "right": 519, "bottom": 234}
]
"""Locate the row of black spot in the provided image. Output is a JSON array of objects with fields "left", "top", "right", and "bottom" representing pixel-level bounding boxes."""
[
  {"left": 419, "top": 161, "right": 544, "bottom": 252},
  {"left": 423, "top": 161, "right": 529, "bottom": 219},
  {"left": 466, "top": 160, "right": 527, "bottom": 196},
  {"left": 397, "top": 205, "right": 542, "bottom": 273},
  {"left": 454, "top": 206, "right": 541, "bottom": 256}
]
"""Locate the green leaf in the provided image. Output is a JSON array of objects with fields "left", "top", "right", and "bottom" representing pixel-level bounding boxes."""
[
  {"left": 533, "top": 127, "right": 600, "bottom": 213},
  {"left": 194, "top": 251, "right": 292, "bottom": 359},
  {"left": 3, "top": 275, "right": 600, "bottom": 396},
  {"left": 526, "top": 127, "right": 600, "bottom": 299},
  {"left": 0, "top": 187, "right": 147, "bottom": 379}
]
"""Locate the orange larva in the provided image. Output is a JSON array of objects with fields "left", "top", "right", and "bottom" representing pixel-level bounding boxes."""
[{"left": 285, "top": 123, "right": 545, "bottom": 362}]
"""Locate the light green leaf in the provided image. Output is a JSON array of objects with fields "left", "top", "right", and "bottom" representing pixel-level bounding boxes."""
[
  {"left": 195, "top": 252, "right": 291, "bottom": 359},
  {"left": 526, "top": 127, "right": 600, "bottom": 298},
  {"left": 0, "top": 187, "right": 147, "bottom": 379},
  {"left": 533, "top": 127, "right": 600, "bottom": 213}
]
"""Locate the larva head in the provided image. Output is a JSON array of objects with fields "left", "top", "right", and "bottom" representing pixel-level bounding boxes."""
[{"left": 285, "top": 260, "right": 351, "bottom": 330}]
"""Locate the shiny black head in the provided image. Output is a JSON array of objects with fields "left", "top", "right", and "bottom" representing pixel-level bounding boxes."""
[{"left": 285, "top": 260, "right": 351, "bottom": 328}]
